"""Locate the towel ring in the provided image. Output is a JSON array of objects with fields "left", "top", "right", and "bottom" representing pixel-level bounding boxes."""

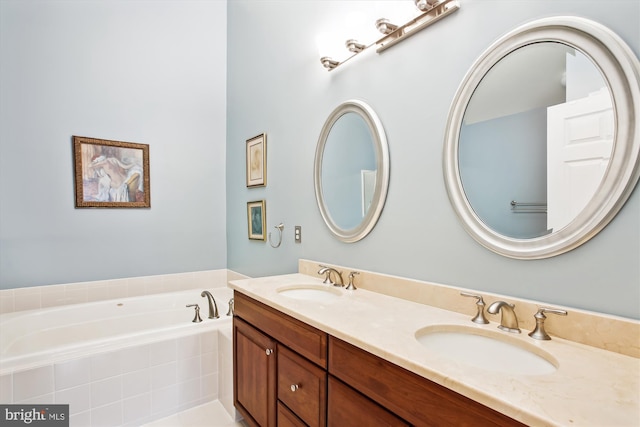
[{"left": 269, "top": 223, "right": 284, "bottom": 248}]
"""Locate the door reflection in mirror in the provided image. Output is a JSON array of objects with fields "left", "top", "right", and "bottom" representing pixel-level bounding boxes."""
[{"left": 459, "top": 42, "right": 613, "bottom": 239}]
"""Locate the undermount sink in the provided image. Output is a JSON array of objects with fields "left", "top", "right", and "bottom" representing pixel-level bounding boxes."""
[
  {"left": 277, "top": 285, "right": 342, "bottom": 302},
  {"left": 415, "top": 325, "right": 557, "bottom": 376}
]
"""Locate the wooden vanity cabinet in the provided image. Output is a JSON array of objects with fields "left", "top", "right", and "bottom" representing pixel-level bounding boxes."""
[
  {"left": 328, "top": 336, "right": 526, "bottom": 427},
  {"left": 234, "top": 292, "right": 328, "bottom": 427}
]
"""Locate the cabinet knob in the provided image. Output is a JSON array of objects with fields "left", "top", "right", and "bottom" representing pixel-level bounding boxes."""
[
  {"left": 290, "top": 384, "right": 299, "bottom": 392},
  {"left": 265, "top": 348, "right": 273, "bottom": 356}
]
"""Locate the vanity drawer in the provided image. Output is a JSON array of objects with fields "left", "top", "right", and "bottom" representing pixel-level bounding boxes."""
[
  {"left": 328, "top": 336, "right": 525, "bottom": 427},
  {"left": 235, "top": 291, "right": 328, "bottom": 367},
  {"left": 328, "top": 376, "right": 409, "bottom": 427},
  {"left": 278, "top": 345, "right": 327, "bottom": 427},
  {"left": 277, "top": 402, "right": 306, "bottom": 427}
]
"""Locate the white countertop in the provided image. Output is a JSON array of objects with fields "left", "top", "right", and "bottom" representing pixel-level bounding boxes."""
[{"left": 229, "top": 273, "right": 640, "bottom": 427}]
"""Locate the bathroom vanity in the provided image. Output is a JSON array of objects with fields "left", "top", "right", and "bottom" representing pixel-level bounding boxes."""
[
  {"left": 230, "top": 269, "right": 639, "bottom": 426},
  {"left": 233, "top": 291, "right": 522, "bottom": 426}
]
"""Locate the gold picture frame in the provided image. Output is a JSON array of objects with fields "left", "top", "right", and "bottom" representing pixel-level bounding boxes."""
[
  {"left": 246, "top": 133, "right": 266, "bottom": 187},
  {"left": 73, "top": 136, "right": 150, "bottom": 208},
  {"left": 247, "top": 200, "right": 266, "bottom": 240}
]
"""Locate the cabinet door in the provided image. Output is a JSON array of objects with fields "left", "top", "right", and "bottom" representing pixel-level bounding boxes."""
[
  {"left": 234, "top": 317, "right": 277, "bottom": 427},
  {"left": 328, "top": 376, "right": 409, "bottom": 427}
]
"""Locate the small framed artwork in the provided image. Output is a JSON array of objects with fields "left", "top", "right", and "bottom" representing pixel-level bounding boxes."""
[
  {"left": 73, "top": 135, "right": 150, "bottom": 208},
  {"left": 247, "top": 200, "right": 266, "bottom": 240},
  {"left": 246, "top": 133, "right": 266, "bottom": 187}
]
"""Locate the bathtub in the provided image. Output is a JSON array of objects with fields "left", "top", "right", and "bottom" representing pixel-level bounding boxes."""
[
  {"left": 0, "top": 287, "right": 236, "bottom": 426},
  {"left": 1, "top": 287, "right": 233, "bottom": 375}
]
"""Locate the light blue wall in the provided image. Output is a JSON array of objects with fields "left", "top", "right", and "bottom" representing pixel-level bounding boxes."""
[
  {"left": 0, "top": 0, "right": 228, "bottom": 288},
  {"left": 1, "top": 1, "right": 637, "bottom": 319},
  {"left": 226, "top": 0, "right": 640, "bottom": 319}
]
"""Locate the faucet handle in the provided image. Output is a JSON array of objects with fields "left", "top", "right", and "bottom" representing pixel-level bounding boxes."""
[
  {"left": 318, "top": 265, "right": 332, "bottom": 284},
  {"left": 460, "top": 292, "right": 489, "bottom": 324},
  {"left": 345, "top": 272, "right": 359, "bottom": 290},
  {"left": 536, "top": 307, "right": 568, "bottom": 317},
  {"left": 186, "top": 304, "right": 203, "bottom": 323},
  {"left": 528, "top": 307, "right": 568, "bottom": 340},
  {"left": 226, "top": 298, "right": 234, "bottom": 316}
]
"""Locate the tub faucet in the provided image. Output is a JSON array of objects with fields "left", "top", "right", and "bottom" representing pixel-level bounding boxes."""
[
  {"left": 487, "top": 301, "right": 520, "bottom": 333},
  {"left": 318, "top": 265, "right": 344, "bottom": 286},
  {"left": 201, "top": 291, "right": 219, "bottom": 319}
]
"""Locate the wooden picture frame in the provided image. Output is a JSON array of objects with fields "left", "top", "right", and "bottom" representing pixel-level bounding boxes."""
[
  {"left": 73, "top": 136, "right": 150, "bottom": 208},
  {"left": 247, "top": 200, "right": 266, "bottom": 240},
  {"left": 246, "top": 133, "right": 266, "bottom": 187}
]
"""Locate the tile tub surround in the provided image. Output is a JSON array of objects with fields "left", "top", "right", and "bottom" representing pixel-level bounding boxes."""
[
  {"left": 299, "top": 259, "right": 640, "bottom": 358},
  {"left": 0, "top": 329, "right": 232, "bottom": 427},
  {"left": 229, "top": 272, "right": 640, "bottom": 427},
  {"left": 0, "top": 269, "right": 250, "bottom": 315}
]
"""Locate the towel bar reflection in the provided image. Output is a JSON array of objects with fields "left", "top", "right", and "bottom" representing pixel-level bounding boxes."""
[{"left": 510, "top": 200, "right": 547, "bottom": 213}]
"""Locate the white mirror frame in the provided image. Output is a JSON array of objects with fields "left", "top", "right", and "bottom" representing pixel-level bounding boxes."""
[
  {"left": 314, "top": 100, "right": 390, "bottom": 243},
  {"left": 443, "top": 17, "right": 640, "bottom": 259}
]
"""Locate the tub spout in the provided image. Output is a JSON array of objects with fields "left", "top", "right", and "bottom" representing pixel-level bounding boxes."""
[{"left": 200, "top": 291, "right": 219, "bottom": 319}]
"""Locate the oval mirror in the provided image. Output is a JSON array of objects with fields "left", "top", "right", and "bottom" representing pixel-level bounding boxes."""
[
  {"left": 443, "top": 17, "right": 640, "bottom": 259},
  {"left": 314, "top": 100, "right": 390, "bottom": 242}
]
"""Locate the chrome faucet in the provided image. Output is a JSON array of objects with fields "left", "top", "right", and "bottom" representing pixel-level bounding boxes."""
[
  {"left": 200, "top": 291, "right": 219, "bottom": 319},
  {"left": 487, "top": 301, "right": 520, "bottom": 333},
  {"left": 317, "top": 265, "right": 344, "bottom": 287},
  {"left": 528, "top": 307, "right": 568, "bottom": 340}
]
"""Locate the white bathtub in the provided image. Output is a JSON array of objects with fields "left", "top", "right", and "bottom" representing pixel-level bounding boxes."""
[{"left": 0, "top": 287, "right": 233, "bottom": 375}]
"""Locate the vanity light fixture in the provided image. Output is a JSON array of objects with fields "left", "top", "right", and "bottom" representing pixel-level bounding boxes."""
[
  {"left": 414, "top": 0, "right": 440, "bottom": 12},
  {"left": 376, "top": 0, "right": 460, "bottom": 53},
  {"left": 320, "top": 56, "right": 340, "bottom": 70},
  {"left": 345, "top": 39, "right": 367, "bottom": 53},
  {"left": 375, "top": 18, "right": 399, "bottom": 35},
  {"left": 318, "top": 0, "right": 460, "bottom": 71}
]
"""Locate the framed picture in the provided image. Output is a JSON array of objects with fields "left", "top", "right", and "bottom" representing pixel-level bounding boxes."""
[
  {"left": 246, "top": 133, "right": 266, "bottom": 187},
  {"left": 247, "top": 200, "right": 266, "bottom": 240},
  {"left": 73, "top": 135, "right": 150, "bottom": 208}
]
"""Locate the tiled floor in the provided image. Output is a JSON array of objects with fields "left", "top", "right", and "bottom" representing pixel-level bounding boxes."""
[{"left": 142, "top": 401, "right": 247, "bottom": 427}]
